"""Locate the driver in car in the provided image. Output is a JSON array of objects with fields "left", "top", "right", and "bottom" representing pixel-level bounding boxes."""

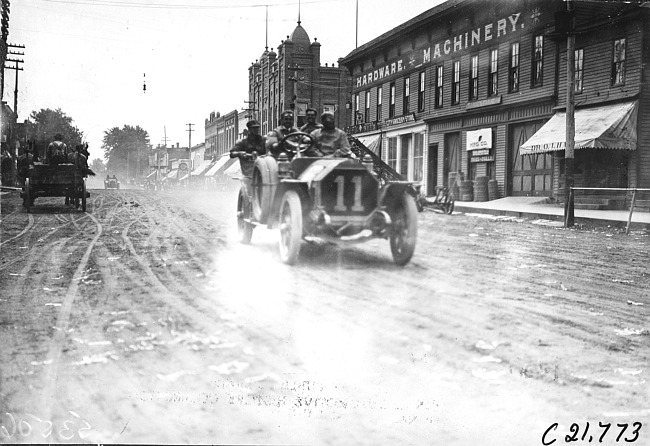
[
  {"left": 230, "top": 119, "right": 266, "bottom": 177},
  {"left": 265, "top": 110, "right": 300, "bottom": 157},
  {"left": 309, "top": 112, "right": 352, "bottom": 158}
]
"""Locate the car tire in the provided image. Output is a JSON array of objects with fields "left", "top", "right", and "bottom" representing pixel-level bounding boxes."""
[
  {"left": 237, "top": 187, "right": 254, "bottom": 244},
  {"left": 278, "top": 189, "right": 303, "bottom": 265},
  {"left": 389, "top": 192, "right": 418, "bottom": 266},
  {"left": 252, "top": 157, "right": 278, "bottom": 223}
]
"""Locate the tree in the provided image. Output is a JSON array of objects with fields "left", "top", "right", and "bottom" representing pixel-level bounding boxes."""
[
  {"left": 24, "top": 108, "right": 84, "bottom": 160},
  {"left": 102, "top": 125, "right": 150, "bottom": 179},
  {"left": 90, "top": 158, "right": 106, "bottom": 177}
]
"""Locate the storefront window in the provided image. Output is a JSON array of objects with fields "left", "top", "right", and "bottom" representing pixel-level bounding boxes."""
[
  {"left": 509, "top": 42, "right": 520, "bottom": 92},
  {"left": 387, "top": 137, "right": 398, "bottom": 171},
  {"left": 575, "top": 49, "right": 584, "bottom": 93},
  {"left": 418, "top": 71, "right": 425, "bottom": 112},
  {"left": 532, "top": 35, "right": 544, "bottom": 87},
  {"left": 403, "top": 77, "right": 410, "bottom": 115},
  {"left": 452, "top": 60, "right": 460, "bottom": 105},
  {"left": 488, "top": 49, "right": 499, "bottom": 96},
  {"left": 469, "top": 55, "right": 479, "bottom": 100},
  {"left": 435, "top": 65, "right": 444, "bottom": 108},
  {"left": 400, "top": 135, "right": 410, "bottom": 177},
  {"left": 612, "top": 38, "right": 626, "bottom": 86},
  {"left": 377, "top": 86, "right": 383, "bottom": 120},
  {"left": 365, "top": 90, "right": 371, "bottom": 122},
  {"left": 413, "top": 133, "right": 424, "bottom": 182}
]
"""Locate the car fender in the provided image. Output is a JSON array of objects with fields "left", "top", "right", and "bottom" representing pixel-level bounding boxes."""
[
  {"left": 379, "top": 182, "right": 415, "bottom": 209},
  {"left": 267, "top": 181, "right": 310, "bottom": 228}
]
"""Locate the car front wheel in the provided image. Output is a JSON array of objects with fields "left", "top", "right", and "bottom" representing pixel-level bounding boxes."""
[
  {"left": 389, "top": 192, "right": 418, "bottom": 266},
  {"left": 278, "top": 189, "right": 303, "bottom": 265},
  {"left": 237, "top": 188, "right": 254, "bottom": 244}
]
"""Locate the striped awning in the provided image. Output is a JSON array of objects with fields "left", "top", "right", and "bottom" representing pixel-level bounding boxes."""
[
  {"left": 191, "top": 160, "right": 213, "bottom": 176},
  {"left": 205, "top": 155, "right": 231, "bottom": 176},
  {"left": 520, "top": 101, "right": 638, "bottom": 155}
]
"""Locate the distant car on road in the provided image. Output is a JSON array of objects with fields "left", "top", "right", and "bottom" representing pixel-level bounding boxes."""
[{"left": 104, "top": 175, "right": 120, "bottom": 189}]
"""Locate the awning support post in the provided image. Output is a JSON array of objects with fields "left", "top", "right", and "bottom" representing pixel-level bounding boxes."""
[{"left": 626, "top": 188, "right": 637, "bottom": 235}]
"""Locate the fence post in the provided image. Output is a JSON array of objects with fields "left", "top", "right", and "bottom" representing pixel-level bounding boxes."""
[{"left": 626, "top": 188, "right": 637, "bottom": 235}]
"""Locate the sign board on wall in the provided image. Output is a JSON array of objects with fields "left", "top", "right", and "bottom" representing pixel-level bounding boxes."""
[
  {"left": 466, "top": 128, "right": 492, "bottom": 150},
  {"left": 323, "top": 104, "right": 335, "bottom": 114}
]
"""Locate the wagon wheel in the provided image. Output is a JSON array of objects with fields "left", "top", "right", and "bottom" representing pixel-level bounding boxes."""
[
  {"left": 278, "top": 189, "right": 303, "bottom": 265},
  {"left": 23, "top": 178, "right": 31, "bottom": 213},
  {"left": 81, "top": 180, "right": 87, "bottom": 212},
  {"left": 280, "top": 132, "right": 314, "bottom": 155},
  {"left": 237, "top": 187, "right": 253, "bottom": 244},
  {"left": 389, "top": 192, "right": 418, "bottom": 266}
]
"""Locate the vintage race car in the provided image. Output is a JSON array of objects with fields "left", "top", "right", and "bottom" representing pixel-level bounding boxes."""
[
  {"left": 104, "top": 176, "right": 120, "bottom": 189},
  {"left": 233, "top": 132, "right": 417, "bottom": 265}
]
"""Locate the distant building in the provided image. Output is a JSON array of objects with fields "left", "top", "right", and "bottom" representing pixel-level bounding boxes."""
[
  {"left": 205, "top": 110, "right": 239, "bottom": 158},
  {"left": 249, "top": 20, "right": 352, "bottom": 134}
]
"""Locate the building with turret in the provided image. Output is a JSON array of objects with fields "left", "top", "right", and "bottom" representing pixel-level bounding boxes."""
[{"left": 248, "top": 20, "right": 351, "bottom": 135}]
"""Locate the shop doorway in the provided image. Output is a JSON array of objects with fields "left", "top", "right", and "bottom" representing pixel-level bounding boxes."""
[
  {"left": 509, "top": 121, "right": 553, "bottom": 196},
  {"left": 443, "top": 132, "right": 461, "bottom": 187},
  {"left": 427, "top": 143, "right": 438, "bottom": 196}
]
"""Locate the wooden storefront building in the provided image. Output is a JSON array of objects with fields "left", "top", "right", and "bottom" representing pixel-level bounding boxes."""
[{"left": 340, "top": 0, "right": 649, "bottom": 205}]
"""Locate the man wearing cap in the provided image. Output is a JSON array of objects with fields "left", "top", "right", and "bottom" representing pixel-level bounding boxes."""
[
  {"left": 265, "top": 110, "right": 300, "bottom": 157},
  {"left": 300, "top": 108, "right": 322, "bottom": 134},
  {"left": 230, "top": 119, "right": 266, "bottom": 177},
  {"left": 47, "top": 133, "right": 69, "bottom": 165},
  {"left": 310, "top": 112, "right": 352, "bottom": 158}
]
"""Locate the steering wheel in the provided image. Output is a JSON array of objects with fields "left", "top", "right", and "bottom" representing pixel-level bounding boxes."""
[{"left": 280, "top": 132, "right": 314, "bottom": 154}]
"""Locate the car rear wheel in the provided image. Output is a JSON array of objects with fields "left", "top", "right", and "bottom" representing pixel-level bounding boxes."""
[
  {"left": 252, "top": 157, "right": 278, "bottom": 223},
  {"left": 389, "top": 192, "right": 417, "bottom": 266},
  {"left": 237, "top": 187, "right": 254, "bottom": 244},
  {"left": 278, "top": 190, "right": 303, "bottom": 265},
  {"left": 81, "top": 180, "right": 87, "bottom": 212},
  {"left": 23, "top": 178, "right": 31, "bottom": 212}
]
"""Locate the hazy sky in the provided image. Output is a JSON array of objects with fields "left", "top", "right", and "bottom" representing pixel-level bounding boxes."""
[{"left": 6, "top": 0, "right": 443, "bottom": 158}]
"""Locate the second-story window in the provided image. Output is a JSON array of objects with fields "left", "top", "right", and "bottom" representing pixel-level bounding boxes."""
[
  {"left": 612, "top": 38, "right": 626, "bottom": 86},
  {"left": 532, "top": 35, "right": 544, "bottom": 87},
  {"left": 488, "top": 49, "right": 499, "bottom": 96},
  {"left": 418, "top": 71, "right": 425, "bottom": 112},
  {"left": 575, "top": 48, "right": 584, "bottom": 93},
  {"left": 377, "top": 86, "right": 383, "bottom": 120},
  {"left": 469, "top": 55, "right": 479, "bottom": 100},
  {"left": 435, "top": 65, "right": 444, "bottom": 108},
  {"left": 389, "top": 82, "right": 396, "bottom": 118},
  {"left": 403, "top": 76, "right": 410, "bottom": 115},
  {"left": 365, "top": 90, "right": 371, "bottom": 122},
  {"left": 354, "top": 93, "right": 360, "bottom": 124},
  {"left": 451, "top": 60, "right": 460, "bottom": 105},
  {"left": 509, "top": 42, "right": 520, "bottom": 92}
]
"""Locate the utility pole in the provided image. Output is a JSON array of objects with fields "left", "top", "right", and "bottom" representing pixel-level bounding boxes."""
[
  {"left": 564, "top": 0, "right": 576, "bottom": 227},
  {"left": 3, "top": 44, "right": 24, "bottom": 110},
  {"left": 186, "top": 123, "right": 194, "bottom": 178},
  {"left": 242, "top": 100, "right": 257, "bottom": 120},
  {"left": 6, "top": 44, "right": 25, "bottom": 116}
]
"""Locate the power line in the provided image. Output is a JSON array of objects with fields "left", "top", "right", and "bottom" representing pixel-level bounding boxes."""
[{"left": 42, "top": 0, "right": 338, "bottom": 9}]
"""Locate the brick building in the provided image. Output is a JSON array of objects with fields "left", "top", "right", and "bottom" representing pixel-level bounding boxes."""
[
  {"left": 340, "top": 0, "right": 648, "bottom": 206},
  {"left": 204, "top": 109, "right": 239, "bottom": 159},
  {"left": 248, "top": 20, "right": 352, "bottom": 134}
]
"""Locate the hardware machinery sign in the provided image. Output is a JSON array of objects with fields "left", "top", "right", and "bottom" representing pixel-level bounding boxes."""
[{"left": 355, "top": 12, "right": 525, "bottom": 88}]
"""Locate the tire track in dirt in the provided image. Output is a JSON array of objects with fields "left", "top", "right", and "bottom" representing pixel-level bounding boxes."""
[{"left": 40, "top": 211, "right": 103, "bottom": 424}]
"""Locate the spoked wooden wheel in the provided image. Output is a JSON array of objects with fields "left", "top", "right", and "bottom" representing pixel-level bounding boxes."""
[
  {"left": 389, "top": 192, "right": 418, "bottom": 266},
  {"left": 278, "top": 190, "right": 303, "bottom": 265},
  {"left": 23, "top": 178, "right": 31, "bottom": 212},
  {"left": 81, "top": 180, "right": 87, "bottom": 212}
]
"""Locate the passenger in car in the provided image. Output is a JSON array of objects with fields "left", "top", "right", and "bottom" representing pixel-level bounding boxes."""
[{"left": 309, "top": 112, "right": 352, "bottom": 158}]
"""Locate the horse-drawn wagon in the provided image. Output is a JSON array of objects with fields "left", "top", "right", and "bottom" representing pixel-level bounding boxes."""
[{"left": 21, "top": 162, "right": 89, "bottom": 212}]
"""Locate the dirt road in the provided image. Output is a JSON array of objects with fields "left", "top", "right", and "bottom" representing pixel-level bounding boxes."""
[{"left": 0, "top": 188, "right": 648, "bottom": 445}]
